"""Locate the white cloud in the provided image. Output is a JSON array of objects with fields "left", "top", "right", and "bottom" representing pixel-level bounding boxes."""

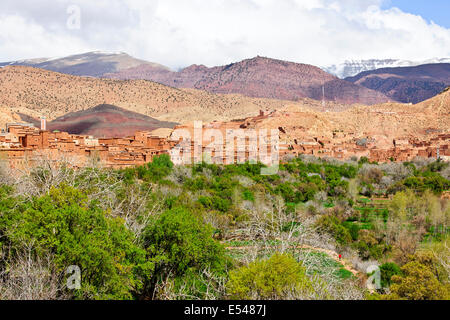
[{"left": 0, "top": 0, "right": 449, "bottom": 69}]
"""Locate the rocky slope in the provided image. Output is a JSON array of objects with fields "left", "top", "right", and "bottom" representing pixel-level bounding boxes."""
[
  {"left": 345, "top": 63, "right": 450, "bottom": 104},
  {"left": 1, "top": 53, "right": 392, "bottom": 105},
  {"left": 170, "top": 87, "right": 449, "bottom": 163},
  {"left": 0, "top": 109, "right": 22, "bottom": 131},
  {"left": 251, "top": 86, "right": 450, "bottom": 144},
  {"left": 106, "top": 56, "right": 392, "bottom": 105},
  {"left": 0, "top": 66, "right": 350, "bottom": 125}
]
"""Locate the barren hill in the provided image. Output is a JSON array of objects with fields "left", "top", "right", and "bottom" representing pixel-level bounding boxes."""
[
  {"left": 0, "top": 66, "right": 348, "bottom": 124},
  {"left": 0, "top": 109, "right": 22, "bottom": 131},
  {"left": 106, "top": 56, "right": 392, "bottom": 105},
  {"left": 0, "top": 51, "right": 170, "bottom": 78},
  {"left": 346, "top": 63, "right": 450, "bottom": 104},
  {"left": 245, "top": 86, "right": 450, "bottom": 146},
  {"left": 45, "top": 104, "right": 178, "bottom": 138}
]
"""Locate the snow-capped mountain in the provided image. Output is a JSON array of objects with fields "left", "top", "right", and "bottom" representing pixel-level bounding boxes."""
[{"left": 325, "top": 58, "right": 450, "bottom": 78}]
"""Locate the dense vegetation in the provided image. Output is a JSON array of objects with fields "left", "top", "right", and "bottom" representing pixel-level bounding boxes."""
[{"left": 0, "top": 155, "right": 448, "bottom": 300}]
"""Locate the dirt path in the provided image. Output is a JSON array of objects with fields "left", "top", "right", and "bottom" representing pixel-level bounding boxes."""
[{"left": 225, "top": 243, "right": 360, "bottom": 276}]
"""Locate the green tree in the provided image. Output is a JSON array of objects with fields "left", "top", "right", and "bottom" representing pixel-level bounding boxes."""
[
  {"left": 386, "top": 261, "right": 449, "bottom": 300},
  {"left": 142, "top": 207, "right": 228, "bottom": 299},
  {"left": 0, "top": 185, "right": 149, "bottom": 300},
  {"left": 137, "top": 154, "right": 174, "bottom": 182},
  {"left": 226, "top": 253, "right": 314, "bottom": 300},
  {"left": 380, "top": 262, "right": 402, "bottom": 288},
  {"left": 315, "top": 215, "right": 352, "bottom": 246}
]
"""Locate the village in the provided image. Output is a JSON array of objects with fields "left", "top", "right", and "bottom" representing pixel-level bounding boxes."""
[
  {"left": 0, "top": 113, "right": 448, "bottom": 170},
  {"left": 286, "top": 131, "right": 450, "bottom": 163}
]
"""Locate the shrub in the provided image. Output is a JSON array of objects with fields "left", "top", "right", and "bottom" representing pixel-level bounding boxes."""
[
  {"left": 315, "top": 215, "right": 352, "bottom": 246},
  {"left": 386, "top": 261, "right": 449, "bottom": 300},
  {"left": 342, "top": 222, "right": 360, "bottom": 241},
  {"left": 226, "top": 253, "right": 313, "bottom": 300},
  {"left": 275, "top": 183, "right": 296, "bottom": 203},
  {"left": 142, "top": 207, "right": 228, "bottom": 299},
  {"left": 0, "top": 185, "right": 148, "bottom": 300},
  {"left": 355, "top": 230, "right": 384, "bottom": 260},
  {"left": 388, "top": 174, "right": 449, "bottom": 194},
  {"left": 242, "top": 189, "right": 254, "bottom": 201},
  {"left": 380, "top": 262, "right": 402, "bottom": 288},
  {"left": 359, "top": 157, "right": 369, "bottom": 165},
  {"left": 137, "top": 154, "right": 174, "bottom": 182}
]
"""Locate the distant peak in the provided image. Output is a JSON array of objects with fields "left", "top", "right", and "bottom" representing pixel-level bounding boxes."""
[
  {"left": 182, "top": 64, "right": 208, "bottom": 71},
  {"left": 247, "top": 56, "right": 273, "bottom": 62},
  {"left": 243, "top": 56, "right": 311, "bottom": 67},
  {"left": 89, "top": 50, "right": 128, "bottom": 56}
]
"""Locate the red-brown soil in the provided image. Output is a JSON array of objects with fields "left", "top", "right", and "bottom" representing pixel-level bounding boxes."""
[
  {"left": 106, "top": 56, "right": 392, "bottom": 105},
  {"left": 45, "top": 104, "right": 178, "bottom": 138},
  {"left": 346, "top": 63, "right": 450, "bottom": 104},
  {"left": 0, "top": 66, "right": 313, "bottom": 124}
]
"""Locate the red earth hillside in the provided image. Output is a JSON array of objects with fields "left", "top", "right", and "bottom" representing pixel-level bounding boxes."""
[
  {"left": 346, "top": 63, "right": 450, "bottom": 104},
  {"left": 36, "top": 104, "right": 178, "bottom": 138},
  {"left": 105, "top": 56, "right": 392, "bottom": 105}
]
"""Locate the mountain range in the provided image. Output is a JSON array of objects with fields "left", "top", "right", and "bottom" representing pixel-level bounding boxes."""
[
  {"left": 325, "top": 58, "right": 450, "bottom": 78},
  {"left": 105, "top": 56, "right": 390, "bottom": 105},
  {"left": 0, "top": 64, "right": 448, "bottom": 144},
  {"left": 0, "top": 51, "right": 169, "bottom": 78},
  {"left": 345, "top": 63, "right": 450, "bottom": 104},
  {"left": 1, "top": 52, "right": 390, "bottom": 105},
  {"left": 0, "top": 65, "right": 316, "bottom": 126},
  {"left": 235, "top": 87, "right": 450, "bottom": 146},
  {"left": 1, "top": 51, "right": 450, "bottom": 107}
]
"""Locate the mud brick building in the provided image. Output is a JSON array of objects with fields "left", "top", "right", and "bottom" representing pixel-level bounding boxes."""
[
  {"left": 0, "top": 115, "right": 448, "bottom": 170},
  {"left": 0, "top": 122, "right": 178, "bottom": 170},
  {"left": 168, "top": 121, "right": 287, "bottom": 166}
]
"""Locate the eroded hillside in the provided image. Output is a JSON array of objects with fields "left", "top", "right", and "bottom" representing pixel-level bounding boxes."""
[{"left": 0, "top": 66, "right": 353, "bottom": 124}]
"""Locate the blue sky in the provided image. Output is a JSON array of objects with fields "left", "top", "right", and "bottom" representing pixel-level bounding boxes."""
[{"left": 384, "top": 0, "right": 450, "bottom": 28}]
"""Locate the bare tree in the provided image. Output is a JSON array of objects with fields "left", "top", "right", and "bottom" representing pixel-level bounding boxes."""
[
  {"left": 0, "top": 242, "right": 68, "bottom": 300},
  {"left": 153, "top": 267, "right": 227, "bottom": 300}
]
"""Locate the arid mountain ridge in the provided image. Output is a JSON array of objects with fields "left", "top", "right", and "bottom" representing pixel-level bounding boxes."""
[
  {"left": 0, "top": 65, "right": 448, "bottom": 129},
  {"left": 105, "top": 56, "right": 391, "bottom": 105},
  {"left": 0, "top": 51, "right": 169, "bottom": 78},
  {"left": 166, "top": 87, "right": 450, "bottom": 162},
  {"left": 181, "top": 87, "right": 449, "bottom": 145},
  {"left": 2, "top": 65, "right": 349, "bottom": 128},
  {"left": 346, "top": 63, "right": 450, "bottom": 104},
  {"left": 3, "top": 52, "right": 450, "bottom": 105},
  {"left": 0, "top": 52, "right": 392, "bottom": 105},
  {"left": 325, "top": 58, "right": 450, "bottom": 78}
]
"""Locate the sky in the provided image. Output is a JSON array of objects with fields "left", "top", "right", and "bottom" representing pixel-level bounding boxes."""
[
  {"left": 383, "top": 0, "right": 450, "bottom": 28},
  {"left": 1, "top": 0, "right": 449, "bottom": 69}
]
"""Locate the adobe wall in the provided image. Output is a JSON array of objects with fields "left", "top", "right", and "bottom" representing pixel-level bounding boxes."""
[{"left": 1, "top": 121, "right": 448, "bottom": 170}]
